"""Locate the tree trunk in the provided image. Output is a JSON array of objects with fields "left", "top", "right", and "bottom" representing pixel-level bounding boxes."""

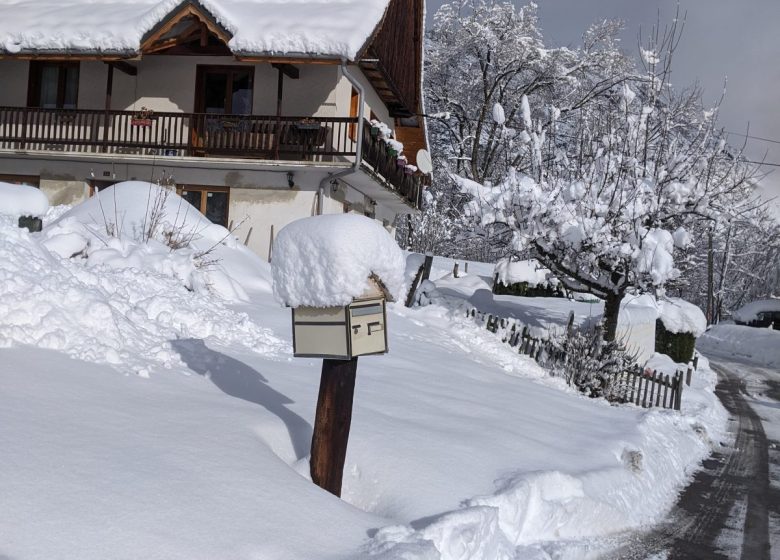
[
  {"left": 603, "top": 292, "right": 624, "bottom": 342},
  {"left": 310, "top": 358, "right": 358, "bottom": 497}
]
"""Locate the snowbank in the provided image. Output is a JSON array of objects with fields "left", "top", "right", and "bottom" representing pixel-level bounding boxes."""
[
  {"left": 47, "top": 181, "right": 271, "bottom": 301},
  {"left": 658, "top": 297, "right": 707, "bottom": 336},
  {"left": 271, "top": 214, "right": 405, "bottom": 307},
  {"left": 0, "top": 240, "right": 730, "bottom": 559},
  {"left": 493, "top": 258, "right": 551, "bottom": 287},
  {"left": 0, "top": 213, "right": 283, "bottom": 369},
  {"left": 0, "top": 181, "right": 49, "bottom": 217},
  {"left": 732, "top": 298, "right": 780, "bottom": 323},
  {"left": 0, "top": 0, "right": 390, "bottom": 60},
  {"left": 362, "top": 348, "right": 727, "bottom": 559},
  {"left": 698, "top": 324, "right": 780, "bottom": 368}
]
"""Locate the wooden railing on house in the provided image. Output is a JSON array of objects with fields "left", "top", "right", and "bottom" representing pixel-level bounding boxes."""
[
  {"left": 0, "top": 107, "right": 355, "bottom": 159},
  {"left": 360, "top": 120, "right": 423, "bottom": 209},
  {"left": 0, "top": 107, "right": 423, "bottom": 209}
]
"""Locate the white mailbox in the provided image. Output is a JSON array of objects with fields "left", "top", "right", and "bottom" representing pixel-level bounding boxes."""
[{"left": 292, "top": 281, "right": 388, "bottom": 360}]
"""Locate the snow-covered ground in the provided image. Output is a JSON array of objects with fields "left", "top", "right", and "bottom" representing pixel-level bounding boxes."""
[
  {"left": 699, "top": 324, "right": 780, "bottom": 369},
  {"left": 698, "top": 328, "right": 780, "bottom": 557},
  {"left": 0, "top": 198, "right": 729, "bottom": 559}
]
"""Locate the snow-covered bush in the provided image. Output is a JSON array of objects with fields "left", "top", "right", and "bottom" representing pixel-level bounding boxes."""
[
  {"left": 550, "top": 327, "right": 637, "bottom": 399},
  {"left": 42, "top": 181, "right": 270, "bottom": 301},
  {"left": 492, "top": 257, "right": 564, "bottom": 298},
  {"left": 654, "top": 298, "right": 706, "bottom": 363}
]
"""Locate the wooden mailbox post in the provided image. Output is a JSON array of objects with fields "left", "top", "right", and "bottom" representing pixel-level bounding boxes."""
[{"left": 291, "top": 279, "right": 390, "bottom": 497}]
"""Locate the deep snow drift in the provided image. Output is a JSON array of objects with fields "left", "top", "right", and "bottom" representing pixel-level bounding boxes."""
[
  {"left": 0, "top": 183, "right": 281, "bottom": 369},
  {"left": 0, "top": 203, "right": 728, "bottom": 560}
]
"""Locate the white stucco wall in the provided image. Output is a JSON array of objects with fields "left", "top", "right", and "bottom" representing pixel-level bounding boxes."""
[
  {"left": 0, "top": 60, "right": 29, "bottom": 106},
  {"left": 334, "top": 67, "right": 392, "bottom": 130},
  {"left": 0, "top": 58, "right": 391, "bottom": 124},
  {"left": 78, "top": 62, "right": 109, "bottom": 110},
  {"left": 106, "top": 57, "right": 349, "bottom": 118},
  {"left": 229, "top": 187, "right": 345, "bottom": 261},
  {"left": 39, "top": 179, "right": 90, "bottom": 206}
]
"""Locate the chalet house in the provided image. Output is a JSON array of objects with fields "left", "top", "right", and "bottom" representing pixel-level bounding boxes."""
[{"left": 0, "top": 0, "right": 426, "bottom": 259}]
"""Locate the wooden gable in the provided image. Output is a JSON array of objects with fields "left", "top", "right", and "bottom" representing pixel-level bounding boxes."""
[
  {"left": 140, "top": 0, "right": 232, "bottom": 55},
  {"left": 358, "top": 0, "right": 424, "bottom": 119}
]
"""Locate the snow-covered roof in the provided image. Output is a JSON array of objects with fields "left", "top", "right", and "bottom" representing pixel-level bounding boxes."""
[
  {"left": 271, "top": 214, "right": 405, "bottom": 307},
  {"left": 733, "top": 298, "right": 780, "bottom": 323},
  {"left": 0, "top": 0, "right": 391, "bottom": 60}
]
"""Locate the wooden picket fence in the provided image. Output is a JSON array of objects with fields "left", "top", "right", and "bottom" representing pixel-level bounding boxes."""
[
  {"left": 608, "top": 367, "right": 684, "bottom": 409},
  {"left": 464, "top": 307, "right": 687, "bottom": 411}
]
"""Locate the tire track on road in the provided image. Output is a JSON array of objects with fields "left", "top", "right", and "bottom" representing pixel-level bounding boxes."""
[{"left": 602, "top": 362, "right": 771, "bottom": 560}]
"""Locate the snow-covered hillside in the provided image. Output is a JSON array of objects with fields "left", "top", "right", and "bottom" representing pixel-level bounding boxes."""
[{"left": 0, "top": 190, "right": 728, "bottom": 559}]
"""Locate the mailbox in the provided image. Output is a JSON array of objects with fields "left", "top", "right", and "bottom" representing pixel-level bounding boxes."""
[{"left": 292, "top": 282, "right": 388, "bottom": 360}]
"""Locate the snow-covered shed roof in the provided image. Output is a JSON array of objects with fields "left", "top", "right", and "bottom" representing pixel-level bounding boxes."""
[{"left": 0, "top": 0, "right": 391, "bottom": 60}]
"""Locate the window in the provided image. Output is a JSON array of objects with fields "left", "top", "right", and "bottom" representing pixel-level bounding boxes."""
[
  {"left": 195, "top": 66, "right": 254, "bottom": 115},
  {"left": 27, "top": 62, "right": 79, "bottom": 109},
  {"left": 178, "top": 185, "right": 230, "bottom": 227}
]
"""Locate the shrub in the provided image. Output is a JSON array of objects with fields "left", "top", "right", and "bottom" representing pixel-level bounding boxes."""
[
  {"left": 551, "top": 326, "right": 636, "bottom": 398},
  {"left": 493, "top": 279, "right": 566, "bottom": 298},
  {"left": 655, "top": 319, "right": 696, "bottom": 363}
]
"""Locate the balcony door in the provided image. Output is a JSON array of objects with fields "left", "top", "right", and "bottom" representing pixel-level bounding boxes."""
[
  {"left": 193, "top": 66, "right": 254, "bottom": 154},
  {"left": 195, "top": 66, "right": 253, "bottom": 115}
]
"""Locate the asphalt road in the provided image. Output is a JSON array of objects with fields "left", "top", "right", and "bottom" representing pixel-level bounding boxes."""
[{"left": 603, "top": 357, "right": 778, "bottom": 560}]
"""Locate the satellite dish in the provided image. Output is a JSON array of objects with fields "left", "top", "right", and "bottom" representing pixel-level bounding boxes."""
[{"left": 416, "top": 149, "right": 433, "bottom": 175}]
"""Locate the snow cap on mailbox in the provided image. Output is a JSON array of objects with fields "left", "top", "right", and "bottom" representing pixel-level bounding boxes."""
[{"left": 271, "top": 213, "right": 404, "bottom": 308}]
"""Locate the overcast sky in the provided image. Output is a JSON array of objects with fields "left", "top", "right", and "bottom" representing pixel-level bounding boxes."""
[{"left": 426, "top": 0, "right": 780, "bottom": 210}]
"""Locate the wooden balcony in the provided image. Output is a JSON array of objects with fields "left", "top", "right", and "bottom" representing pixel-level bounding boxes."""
[{"left": 0, "top": 106, "right": 422, "bottom": 209}]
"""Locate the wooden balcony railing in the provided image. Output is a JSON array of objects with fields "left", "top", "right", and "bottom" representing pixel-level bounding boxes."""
[
  {"left": 360, "top": 120, "right": 423, "bottom": 209},
  {"left": 0, "top": 106, "right": 422, "bottom": 209}
]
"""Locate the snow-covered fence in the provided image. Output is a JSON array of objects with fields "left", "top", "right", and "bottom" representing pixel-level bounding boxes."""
[
  {"left": 464, "top": 307, "right": 686, "bottom": 411},
  {"left": 609, "top": 367, "right": 685, "bottom": 410}
]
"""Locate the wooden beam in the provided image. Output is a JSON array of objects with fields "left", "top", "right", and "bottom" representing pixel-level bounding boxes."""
[
  {"left": 105, "top": 62, "right": 114, "bottom": 110},
  {"left": 199, "top": 23, "right": 208, "bottom": 47},
  {"left": 109, "top": 60, "right": 137, "bottom": 76},
  {"left": 276, "top": 66, "right": 285, "bottom": 117},
  {"left": 140, "top": 2, "right": 231, "bottom": 54},
  {"left": 271, "top": 63, "right": 299, "bottom": 79},
  {"left": 235, "top": 55, "right": 340, "bottom": 65},
  {"left": 0, "top": 54, "right": 127, "bottom": 61}
]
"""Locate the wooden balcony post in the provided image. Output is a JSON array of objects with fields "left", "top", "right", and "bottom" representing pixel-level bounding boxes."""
[
  {"left": 274, "top": 67, "right": 284, "bottom": 160},
  {"left": 101, "top": 63, "right": 114, "bottom": 152},
  {"left": 20, "top": 107, "right": 28, "bottom": 150}
]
